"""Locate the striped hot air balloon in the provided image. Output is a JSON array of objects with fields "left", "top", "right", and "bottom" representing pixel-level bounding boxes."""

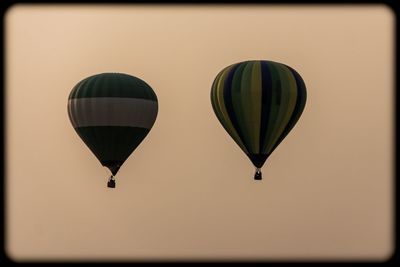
[
  {"left": 68, "top": 73, "right": 158, "bottom": 188},
  {"left": 210, "top": 60, "right": 307, "bottom": 180}
]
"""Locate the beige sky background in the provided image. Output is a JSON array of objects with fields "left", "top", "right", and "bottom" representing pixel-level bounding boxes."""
[{"left": 5, "top": 4, "right": 394, "bottom": 262}]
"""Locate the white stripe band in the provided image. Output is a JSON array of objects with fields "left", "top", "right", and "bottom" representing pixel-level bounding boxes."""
[{"left": 68, "top": 97, "right": 158, "bottom": 129}]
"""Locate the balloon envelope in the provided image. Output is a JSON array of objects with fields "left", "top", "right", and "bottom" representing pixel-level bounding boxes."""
[
  {"left": 210, "top": 60, "right": 307, "bottom": 179},
  {"left": 68, "top": 73, "right": 158, "bottom": 184}
]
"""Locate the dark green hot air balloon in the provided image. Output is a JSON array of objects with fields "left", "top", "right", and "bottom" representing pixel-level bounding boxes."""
[
  {"left": 210, "top": 60, "right": 307, "bottom": 180},
  {"left": 68, "top": 73, "right": 158, "bottom": 188}
]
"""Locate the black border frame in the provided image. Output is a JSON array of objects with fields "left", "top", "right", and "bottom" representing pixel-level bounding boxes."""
[{"left": 1, "top": 0, "right": 398, "bottom": 264}]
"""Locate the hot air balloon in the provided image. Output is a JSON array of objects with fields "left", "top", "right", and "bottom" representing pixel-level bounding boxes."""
[
  {"left": 210, "top": 60, "right": 307, "bottom": 180},
  {"left": 67, "top": 73, "right": 158, "bottom": 188}
]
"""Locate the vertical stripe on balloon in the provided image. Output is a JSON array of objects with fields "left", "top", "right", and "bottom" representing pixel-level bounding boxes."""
[
  {"left": 211, "top": 65, "right": 249, "bottom": 154},
  {"left": 259, "top": 61, "right": 273, "bottom": 154},
  {"left": 264, "top": 64, "right": 297, "bottom": 155},
  {"left": 223, "top": 64, "right": 250, "bottom": 153},
  {"left": 249, "top": 61, "right": 262, "bottom": 154},
  {"left": 268, "top": 66, "right": 307, "bottom": 155},
  {"left": 261, "top": 63, "right": 281, "bottom": 154}
]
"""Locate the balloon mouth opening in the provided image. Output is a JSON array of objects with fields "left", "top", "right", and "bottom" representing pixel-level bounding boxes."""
[
  {"left": 247, "top": 154, "right": 268, "bottom": 169},
  {"left": 102, "top": 160, "right": 122, "bottom": 175}
]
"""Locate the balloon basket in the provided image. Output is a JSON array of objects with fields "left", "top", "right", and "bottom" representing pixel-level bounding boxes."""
[
  {"left": 107, "top": 175, "right": 116, "bottom": 188},
  {"left": 254, "top": 168, "right": 262, "bottom": 180}
]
